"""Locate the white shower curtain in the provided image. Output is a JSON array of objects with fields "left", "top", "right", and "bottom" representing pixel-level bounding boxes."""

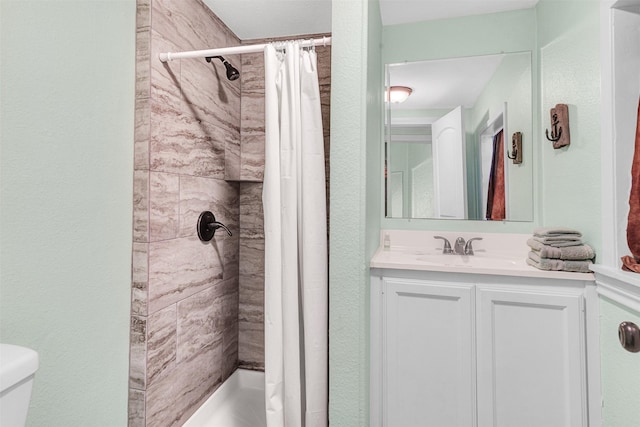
[{"left": 262, "top": 42, "right": 328, "bottom": 427}]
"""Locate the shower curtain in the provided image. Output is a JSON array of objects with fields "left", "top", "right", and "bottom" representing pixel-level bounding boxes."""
[{"left": 262, "top": 42, "right": 328, "bottom": 427}]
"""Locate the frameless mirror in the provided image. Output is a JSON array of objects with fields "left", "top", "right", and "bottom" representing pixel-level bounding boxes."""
[{"left": 384, "top": 52, "right": 533, "bottom": 221}]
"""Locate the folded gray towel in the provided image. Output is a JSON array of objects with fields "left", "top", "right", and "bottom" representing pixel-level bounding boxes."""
[
  {"left": 527, "top": 239, "right": 595, "bottom": 260},
  {"left": 527, "top": 252, "right": 593, "bottom": 273},
  {"left": 532, "top": 235, "right": 582, "bottom": 247},
  {"left": 533, "top": 227, "right": 582, "bottom": 237}
]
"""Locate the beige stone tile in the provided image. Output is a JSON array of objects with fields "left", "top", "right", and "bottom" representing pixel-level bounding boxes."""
[
  {"left": 240, "top": 53, "right": 264, "bottom": 92},
  {"left": 134, "top": 99, "right": 150, "bottom": 170},
  {"left": 240, "top": 90, "right": 265, "bottom": 136},
  {"left": 239, "top": 258, "right": 264, "bottom": 327},
  {"left": 181, "top": 55, "right": 241, "bottom": 133},
  {"left": 149, "top": 101, "right": 228, "bottom": 178},
  {"left": 131, "top": 242, "right": 149, "bottom": 316},
  {"left": 176, "top": 278, "right": 238, "bottom": 364},
  {"left": 238, "top": 235, "right": 264, "bottom": 367},
  {"left": 219, "top": 278, "right": 239, "bottom": 330},
  {"left": 239, "top": 292, "right": 264, "bottom": 325},
  {"left": 150, "top": 29, "right": 181, "bottom": 106},
  {"left": 152, "top": 0, "right": 234, "bottom": 54},
  {"left": 146, "top": 304, "right": 176, "bottom": 386},
  {"left": 239, "top": 230, "right": 265, "bottom": 262},
  {"left": 225, "top": 136, "right": 241, "bottom": 181},
  {"left": 128, "top": 387, "right": 145, "bottom": 427},
  {"left": 130, "top": 0, "right": 250, "bottom": 422},
  {"left": 149, "top": 172, "right": 180, "bottom": 241},
  {"left": 222, "top": 320, "right": 239, "bottom": 380},
  {"left": 223, "top": 234, "right": 240, "bottom": 280},
  {"left": 238, "top": 320, "right": 264, "bottom": 370},
  {"left": 316, "top": 45, "right": 332, "bottom": 87},
  {"left": 136, "top": 0, "right": 150, "bottom": 30},
  {"left": 148, "top": 236, "right": 224, "bottom": 313},
  {"left": 178, "top": 176, "right": 239, "bottom": 239},
  {"left": 133, "top": 170, "right": 149, "bottom": 243},
  {"left": 145, "top": 340, "right": 222, "bottom": 427},
  {"left": 176, "top": 284, "right": 220, "bottom": 364},
  {"left": 135, "top": 27, "right": 150, "bottom": 102},
  {"left": 129, "top": 315, "right": 147, "bottom": 390},
  {"left": 239, "top": 182, "right": 264, "bottom": 234},
  {"left": 239, "top": 134, "right": 265, "bottom": 182},
  {"left": 320, "top": 83, "right": 331, "bottom": 137}
]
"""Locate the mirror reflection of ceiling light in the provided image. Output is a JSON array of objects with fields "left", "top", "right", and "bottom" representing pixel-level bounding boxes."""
[{"left": 386, "top": 86, "right": 413, "bottom": 103}]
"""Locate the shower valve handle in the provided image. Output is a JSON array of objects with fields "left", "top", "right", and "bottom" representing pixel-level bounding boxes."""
[{"left": 197, "top": 211, "right": 232, "bottom": 242}]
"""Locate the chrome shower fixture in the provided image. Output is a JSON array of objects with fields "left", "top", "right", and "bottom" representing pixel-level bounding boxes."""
[{"left": 206, "top": 55, "right": 240, "bottom": 81}]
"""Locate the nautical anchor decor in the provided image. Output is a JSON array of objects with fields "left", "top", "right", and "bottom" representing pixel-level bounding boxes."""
[{"left": 545, "top": 103, "right": 570, "bottom": 149}]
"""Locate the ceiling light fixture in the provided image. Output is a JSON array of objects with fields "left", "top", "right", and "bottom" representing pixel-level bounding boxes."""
[{"left": 386, "top": 86, "right": 413, "bottom": 103}]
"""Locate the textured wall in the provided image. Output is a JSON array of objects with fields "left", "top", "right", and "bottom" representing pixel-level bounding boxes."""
[
  {"left": 237, "top": 43, "right": 332, "bottom": 370},
  {"left": 329, "top": 0, "right": 382, "bottom": 425},
  {"left": 0, "top": 1, "right": 135, "bottom": 425},
  {"left": 129, "top": 0, "right": 241, "bottom": 425},
  {"left": 537, "top": 0, "right": 601, "bottom": 253}
]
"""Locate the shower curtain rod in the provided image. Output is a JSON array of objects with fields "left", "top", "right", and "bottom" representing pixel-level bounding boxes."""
[{"left": 158, "top": 36, "right": 332, "bottom": 62}]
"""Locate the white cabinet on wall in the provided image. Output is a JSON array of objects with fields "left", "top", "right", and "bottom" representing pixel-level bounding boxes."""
[{"left": 371, "top": 270, "right": 599, "bottom": 427}]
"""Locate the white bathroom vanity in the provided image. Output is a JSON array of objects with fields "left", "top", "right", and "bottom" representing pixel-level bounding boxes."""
[{"left": 370, "top": 230, "right": 601, "bottom": 427}]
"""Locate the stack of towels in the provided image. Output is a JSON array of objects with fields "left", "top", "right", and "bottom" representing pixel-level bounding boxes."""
[{"left": 526, "top": 227, "right": 595, "bottom": 273}]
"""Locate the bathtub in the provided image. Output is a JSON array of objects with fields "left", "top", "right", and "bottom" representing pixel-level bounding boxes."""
[{"left": 184, "top": 369, "right": 266, "bottom": 427}]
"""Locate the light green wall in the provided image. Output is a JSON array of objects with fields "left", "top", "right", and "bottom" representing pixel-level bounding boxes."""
[
  {"left": 388, "top": 141, "right": 432, "bottom": 218},
  {"left": 382, "top": 8, "right": 537, "bottom": 65},
  {"left": 0, "top": 1, "right": 135, "bottom": 425},
  {"left": 329, "top": 0, "right": 381, "bottom": 425},
  {"left": 599, "top": 298, "right": 640, "bottom": 426},
  {"left": 537, "top": 0, "right": 601, "bottom": 253}
]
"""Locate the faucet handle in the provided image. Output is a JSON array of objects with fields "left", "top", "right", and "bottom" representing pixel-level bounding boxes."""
[
  {"left": 434, "top": 236, "right": 453, "bottom": 254},
  {"left": 464, "top": 237, "right": 483, "bottom": 255}
]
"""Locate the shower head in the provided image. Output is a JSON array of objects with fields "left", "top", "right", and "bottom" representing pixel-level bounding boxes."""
[{"left": 206, "top": 55, "right": 240, "bottom": 81}]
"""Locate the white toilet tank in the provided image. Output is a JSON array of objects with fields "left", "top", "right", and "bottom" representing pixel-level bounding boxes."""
[{"left": 0, "top": 344, "right": 39, "bottom": 427}]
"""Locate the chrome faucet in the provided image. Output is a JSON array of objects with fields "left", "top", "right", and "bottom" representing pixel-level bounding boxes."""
[
  {"left": 433, "top": 236, "right": 453, "bottom": 254},
  {"left": 434, "top": 236, "right": 483, "bottom": 255},
  {"left": 453, "top": 237, "right": 465, "bottom": 254},
  {"left": 464, "top": 237, "right": 483, "bottom": 255}
]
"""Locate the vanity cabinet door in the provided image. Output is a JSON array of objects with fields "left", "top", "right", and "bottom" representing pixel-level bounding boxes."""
[
  {"left": 476, "top": 287, "right": 587, "bottom": 427},
  {"left": 383, "top": 278, "right": 476, "bottom": 427}
]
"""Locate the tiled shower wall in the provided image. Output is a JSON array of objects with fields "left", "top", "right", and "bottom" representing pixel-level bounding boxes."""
[
  {"left": 130, "top": 0, "right": 331, "bottom": 424},
  {"left": 129, "top": 0, "right": 241, "bottom": 425},
  {"left": 237, "top": 44, "right": 332, "bottom": 369}
]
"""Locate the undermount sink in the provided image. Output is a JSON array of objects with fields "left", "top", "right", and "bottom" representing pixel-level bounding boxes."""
[{"left": 414, "top": 253, "right": 524, "bottom": 269}]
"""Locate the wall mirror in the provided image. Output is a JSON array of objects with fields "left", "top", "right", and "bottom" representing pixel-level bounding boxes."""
[{"left": 384, "top": 51, "right": 533, "bottom": 221}]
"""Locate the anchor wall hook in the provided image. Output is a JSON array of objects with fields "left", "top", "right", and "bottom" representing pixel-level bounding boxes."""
[
  {"left": 545, "top": 103, "right": 570, "bottom": 149},
  {"left": 545, "top": 113, "right": 562, "bottom": 142},
  {"left": 507, "top": 132, "right": 523, "bottom": 164}
]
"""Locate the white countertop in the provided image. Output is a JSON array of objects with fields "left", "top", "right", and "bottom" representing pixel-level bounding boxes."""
[{"left": 370, "top": 230, "right": 595, "bottom": 281}]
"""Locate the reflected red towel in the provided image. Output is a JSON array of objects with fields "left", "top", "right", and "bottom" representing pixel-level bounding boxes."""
[
  {"left": 623, "top": 97, "right": 640, "bottom": 272},
  {"left": 486, "top": 130, "right": 505, "bottom": 220}
]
